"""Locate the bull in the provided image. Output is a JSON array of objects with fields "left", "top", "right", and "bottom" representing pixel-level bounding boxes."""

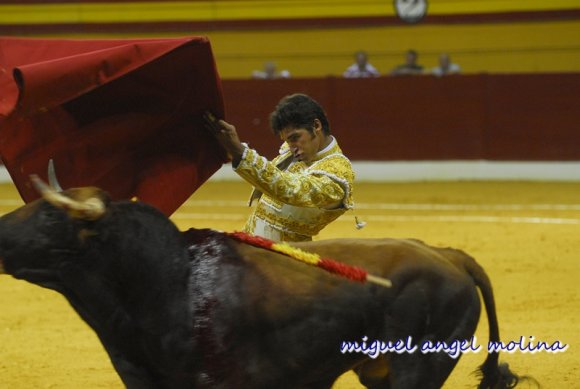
[{"left": 0, "top": 178, "right": 529, "bottom": 389}]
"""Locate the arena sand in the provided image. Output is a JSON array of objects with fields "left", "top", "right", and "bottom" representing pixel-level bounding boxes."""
[{"left": 0, "top": 181, "right": 578, "bottom": 388}]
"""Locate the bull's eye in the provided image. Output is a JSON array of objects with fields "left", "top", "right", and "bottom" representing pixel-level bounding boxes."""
[
  {"left": 38, "top": 206, "right": 64, "bottom": 227},
  {"left": 35, "top": 205, "right": 77, "bottom": 245}
]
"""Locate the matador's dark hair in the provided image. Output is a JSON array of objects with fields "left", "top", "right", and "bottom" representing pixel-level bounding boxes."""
[{"left": 269, "top": 93, "right": 331, "bottom": 136}]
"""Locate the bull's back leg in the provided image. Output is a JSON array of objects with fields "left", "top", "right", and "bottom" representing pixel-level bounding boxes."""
[
  {"left": 357, "top": 277, "right": 481, "bottom": 389},
  {"left": 387, "top": 348, "right": 460, "bottom": 388},
  {"left": 389, "top": 282, "right": 480, "bottom": 389},
  {"left": 355, "top": 357, "right": 391, "bottom": 388}
]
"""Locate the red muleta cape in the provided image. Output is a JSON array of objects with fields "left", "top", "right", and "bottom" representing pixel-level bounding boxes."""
[{"left": 0, "top": 36, "right": 228, "bottom": 216}]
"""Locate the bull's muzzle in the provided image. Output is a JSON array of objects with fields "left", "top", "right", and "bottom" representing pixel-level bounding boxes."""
[{"left": 30, "top": 175, "right": 105, "bottom": 221}]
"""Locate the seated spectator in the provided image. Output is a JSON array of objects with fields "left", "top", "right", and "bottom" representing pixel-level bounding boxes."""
[
  {"left": 252, "top": 61, "right": 291, "bottom": 79},
  {"left": 390, "top": 49, "right": 424, "bottom": 76},
  {"left": 343, "top": 50, "right": 380, "bottom": 78},
  {"left": 431, "top": 53, "right": 461, "bottom": 76}
]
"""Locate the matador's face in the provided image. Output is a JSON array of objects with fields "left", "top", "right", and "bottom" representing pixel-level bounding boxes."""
[{"left": 280, "top": 120, "right": 326, "bottom": 164}]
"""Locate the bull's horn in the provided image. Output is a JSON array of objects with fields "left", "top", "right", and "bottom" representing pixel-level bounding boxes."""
[
  {"left": 47, "top": 159, "right": 63, "bottom": 192},
  {"left": 30, "top": 175, "right": 105, "bottom": 221}
]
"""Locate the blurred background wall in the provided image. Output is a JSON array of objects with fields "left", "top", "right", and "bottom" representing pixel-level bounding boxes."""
[
  {"left": 1, "top": 0, "right": 579, "bottom": 78},
  {"left": 1, "top": 0, "right": 579, "bottom": 180}
]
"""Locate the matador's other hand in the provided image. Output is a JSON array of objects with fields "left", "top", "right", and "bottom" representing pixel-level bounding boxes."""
[{"left": 203, "top": 112, "right": 245, "bottom": 166}]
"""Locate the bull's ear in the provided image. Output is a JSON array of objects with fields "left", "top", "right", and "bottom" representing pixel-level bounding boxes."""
[{"left": 30, "top": 175, "right": 106, "bottom": 221}]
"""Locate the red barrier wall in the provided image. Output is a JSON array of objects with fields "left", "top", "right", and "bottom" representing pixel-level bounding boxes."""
[{"left": 222, "top": 73, "right": 580, "bottom": 161}]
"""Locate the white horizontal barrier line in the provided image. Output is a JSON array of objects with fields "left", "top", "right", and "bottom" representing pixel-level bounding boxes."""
[
  {"left": 355, "top": 204, "right": 580, "bottom": 211},
  {"left": 209, "top": 161, "right": 580, "bottom": 181},
  {"left": 1, "top": 198, "right": 579, "bottom": 212},
  {"left": 358, "top": 215, "right": 580, "bottom": 225},
  {"left": 3, "top": 162, "right": 580, "bottom": 184},
  {"left": 178, "top": 200, "right": 580, "bottom": 211},
  {"left": 170, "top": 213, "right": 580, "bottom": 225},
  {"left": 0, "top": 206, "right": 575, "bottom": 224}
]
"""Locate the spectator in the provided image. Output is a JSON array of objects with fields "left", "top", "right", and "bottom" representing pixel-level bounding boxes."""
[
  {"left": 252, "top": 61, "right": 291, "bottom": 79},
  {"left": 390, "top": 49, "right": 424, "bottom": 76},
  {"left": 343, "top": 50, "right": 380, "bottom": 78},
  {"left": 431, "top": 53, "right": 461, "bottom": 76}
]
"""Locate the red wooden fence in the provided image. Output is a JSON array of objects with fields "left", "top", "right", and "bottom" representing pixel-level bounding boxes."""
[{"left": 222, "top": 73, "right": 580, "bottom": 161}]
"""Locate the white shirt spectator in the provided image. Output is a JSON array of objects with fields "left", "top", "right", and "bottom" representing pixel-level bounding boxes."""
[
  {"left": 343, "top": 51, "right": 380, "bottom": 78},
  {"left": 252, "top": 61, "right": 291, "bottom": 79},
  {"left": 343, "top": 63, "right": 380, "bottom": 78},
  {"left": 431, "top": 54, "right": 461, "bottom": 76}
]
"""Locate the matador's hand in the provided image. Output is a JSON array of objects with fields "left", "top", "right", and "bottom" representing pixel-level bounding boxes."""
[{"left": 203, "top": 112, "right": 245, "bottom": 166}]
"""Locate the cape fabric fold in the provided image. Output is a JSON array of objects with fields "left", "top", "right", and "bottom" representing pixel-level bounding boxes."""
[{"left": 0, "top": 36, "right": 227, "bottom": 216}]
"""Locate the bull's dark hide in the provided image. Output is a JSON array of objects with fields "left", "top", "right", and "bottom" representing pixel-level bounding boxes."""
[{"left": 0, "top": 189, "right": 530, "bottom": 389}]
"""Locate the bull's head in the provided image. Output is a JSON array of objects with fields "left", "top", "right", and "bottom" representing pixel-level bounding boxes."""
[
  {"left": 0, "top": 176, "right": 108, "bottom": 287},
  {"left": 0, "top": 176, "right": 197, "bottom": 388}
]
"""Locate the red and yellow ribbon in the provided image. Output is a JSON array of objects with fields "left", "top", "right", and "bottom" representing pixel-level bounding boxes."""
[{"left": 227, "top": 232, "right": 392, "bottom": 288}]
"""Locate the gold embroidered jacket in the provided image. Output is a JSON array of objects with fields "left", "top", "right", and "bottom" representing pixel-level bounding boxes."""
[{"left": 234, "top": 136, "right": 354, "bottom": 241}]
